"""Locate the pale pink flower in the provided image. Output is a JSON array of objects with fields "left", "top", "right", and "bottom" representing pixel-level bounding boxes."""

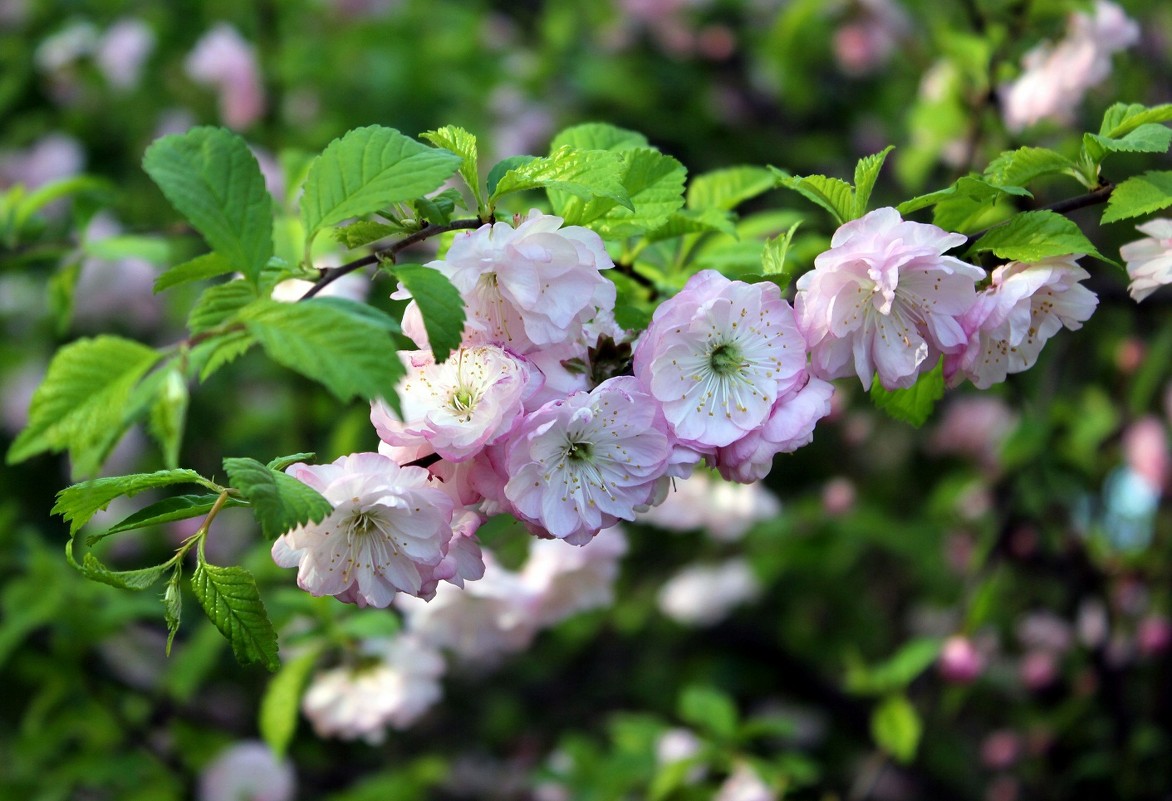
[
  {"left": 928, "top": 395, "right": 1018, "bottom": 471},
  {"left": 185, "top": 24, "right": 266, "bottom": 129},
  {"left": 796, "top": 207, "right": 983, "bottom": 390},
  {"left": 421, "top": 508, "right": 486, "bottom": 594},
  {"left": 270, "top": 453, "right": 454, "bottom": 606},
  {"left": 417, "top": 211, "right": 615, "bottom": 354},
  {"left": 938, "top": 635, "right": 985, "bottom": 683},
  {"left": 198, "top": 741, "right": 295, "bottom": 801},
  {"left": 832, "top": 0, "right": 909, "bottom": 77},
  {"left": 634, "top": 270, "right": 809, "bottom": 449},
  {"left": 715, "top": 761, "right": 776, "bottom": 801},
  {"left": 1123, "top": 416, "right": 1168, "bottom": 493},
  {"left": 1119, "top": 219, "right": 1172, "bottom": 302},
  {"left": 656, "top": 728, "right": 707, "bottom": 784},
  {"left": 398, "top": 553, "right": 537, "bottom": 663},
  {"left": 947, "top": 256, "right": 1097, "bottom": 389},
  {"left": 301, "top": 635, "right": 444, "bottom": 742},
  {"left": 657, "top": 558, "right": 762, "bottom": 626},
  {"left": 1001, "top": 1, "right": 1138, "bottom": 132},
  {"left": 637, "top": 469, "right": 780, "bottom": 541},
  {"left": 371, "top": 345, "right": 533, "bottom": 462},
  {"left": 503, "top": 376, "right": 672, "bottom": 545},
  {"left": 94, "top": 18, "right": 154, "bottom": 90},
  {"left": 521, "top": 525, "right": 628, "bottom": 627},
  {"left": 0, "top": 132, "right": 83, "bottom": 191}
]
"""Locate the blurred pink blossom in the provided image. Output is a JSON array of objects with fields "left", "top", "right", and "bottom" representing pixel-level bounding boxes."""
[
  {"left": 832, "top": 0, "right": 909, "bottom": 77},
  {"left": 715, "top": 761, "right": 776, "bottom": 801},
  {"left": 929, "top": 395, "right": 1018, "bottom": 471},
  {"left": 198, "top": 741, "right": 294, "bottom": 801},
  {"left": 658, "top": 558, "right": 762, "bottom": 626},
  {"left": 0, "top": 132, "right": 84, "bottom": 190},
  {"left": 638, "top": 470, "right": 781, "bottom": 541},
  {"left": 94, "top": 18, "right": 154, "bottom": 90},
  {"left": 185, "top": 23, "right": 266, "bottom": 129},
  {"left": 521, "top": 525, "right": 628, "bottom": 627},
  {"left": 938, "top": 635, "right": 985, "bottom": 683},
  {"left": 1123, "top": 416, "right": 1169, "bottom": 493},
  {"left": 1018, "top": 649, "right": 1059, "bottom": 691},
  {"left": 980, "top": 730, "right": 1022, "bottom": 771},
  {"left": 1137, "top": 615, "right": 1172, "bottom": 656}
]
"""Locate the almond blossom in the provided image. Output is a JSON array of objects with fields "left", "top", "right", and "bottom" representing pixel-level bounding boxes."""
[
  {"left": 503, "top": 376, "right": 672, "bottom": 545},
  {"left": 1119, "top": 218, "right": 1172, "bottom": 302},
  {"left": 795, "top": 207, "right": 984, "bottom": 391},
  {"left": 270, "top": 453, "right": 454, "bottom": 607},
  {"left": 637, "top": 469, "right": 781, "bottom": 542},
  {"left": 185, "top": 23, "right": 266, "bottom": 129},
  {"left": 197, "top": 741, "right": 295, "bottom": 801},
  {"left": 657, "top": 558, "right": 762, "bottom": 626},
  {"left": 946, "top": 256, "right": 1097, "bottom": 389},
  {"left": 633, "top": 269, "right": 809, "bottom": 449},
  {"left": 520, "top": 525, "right": 628, "bottom": 627}
]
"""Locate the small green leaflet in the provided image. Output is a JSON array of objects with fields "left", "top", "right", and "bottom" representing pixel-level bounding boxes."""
[
  {"left": 897, "top": 176, "right": 1030, "bottom": 233},
  {"left": 1084, "top": 125, "right": 1172, "bottom": 158},
  {"left": 488, "top": 146, "right": 633, "bottom": 214},
  {"left": 164, "top": 567, "right": 183, "bottom": 655},
  {"left": 52, "top": 468, "right": 217, "bottom": 535},
  {"left": 393, "top": 265, "right": 465, "bottom": 364},
  {"left": 421, "top": 125, "right": 483, "bottom": 209},
  {"left": 678, "top": 684, "right": 738, "bottom": 741},
  {"left": 154, "top": 252, "right": 235, "bottom": 293},
  {"left": 267, "top": 452, "right": 318, "bottom": 471},
  {"left": 970, "top": 210, "right": 1108, "bottom": 263},
  {"left": 1098, "top": 102, "right": 1172, "bottom": 139},
  {"left": 845, "top": 638, "right": 942, "bottom": 696},
  {"left": 191, "top": 552, "right": 280, "bottom": 672},
  {"left": 983, "top": 147, "right": 1079, "bottom": 188},
  {"left": 686, "top": 166, "right": 775, "bottom": 211},
  {"left": 260, "top": 646, "right": 321, "bottom": 757},
  {"left": 148, "top": 366, "right": 188, "bottom": 469},
  {"left": 549, "top": 122, "right": 649, "bottom": 153},
  {"left": 143, "top": 127, "right": 274, "bottom": 285},
  {"left": 871, "top": 695, "right": 922, "bottom": 764},
  {"left": 7, "top": 336, "right": 162, "bottom": 471},
  {"left": 852, "top": 145, "right": 894, "bottom": 218},
  {"left": 486, "top": 155, "right": 536, "bottom": 197},
  {"left": 67, "top": 547, "right": 169, "bottom": 591},
  {"left": 300, "top": 126, "right": 462, "bottom": 245},
  {"left": 238, "top": 298, "right": 406, "bottom": 405},
  {"left": 771, "top": 167, "right": 855, "bottom": 225},
  {"left": 334, "top": 220, "right": 403, "bottom": 250},
  {"left": 1102, "top": 171, "right": 1172, "bottom": 223},
  {"left": 187, "top": 280, "right": 258, "bottom": 333},
  {"left": 91, "top": 493, "right": 230, "bottom": 542},
  {"left": 189, "top": 330, "right": 256, "bottom": 382},
  {"left": 761, "top": 221, "right": 801, "bottom": 291},
  {"left": 870, "top": 360, "right": 944, "bottom": 428},
  {"left": 552, "top": 148, "right": 686, "bottom": 236},
  {"left": 223, "top": 456, "right": 333, "bottom": 540}
]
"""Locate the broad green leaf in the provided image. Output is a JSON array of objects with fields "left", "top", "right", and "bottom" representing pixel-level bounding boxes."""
[
  {"left": 189, "top": 330, "right": 256, "bottom": 382},
  {"left": 260, "top": 647, "right": 320, "bottom": 757},
  {"left": 1102, "top": 171, "right": 1172, "bottom": 223},
  {"left": 306, "top": 296, "right": 401, "bottom": 333},
  {"left": 570, "top": 149, "right": 686, "bottom": 238},
  {"left": 853, "top": 146, "right": 895, "bottom": 218},
  {"left": 489, "top": 146, "right": 632, "bottom": 215},
  {"left": 334, "top": 220, "right": 403, "bottom": 250},
  {"left": 761, "top": 221, "right": 802, "bottom": 291},
  {"left": 84, "top": 234, "right": 171, "bottom": 264},
  {"left": 1084, "top": 124, "right": 1172, "bottom": 157},
  {"left": 687, "top": 166, "right": 775, "bottom": 211},
  {"left": 8, "top": 336, "right": 162, "bottom": 470},
  {"left": 393, "top": 265, "right": 465, "bottom": 363},
  {"left": 486, "top": 155, "right": 536, "bottom": 197},
  {"left": 898, "top": 176, "right": 1029, "bottom": 232},
  {"left": 300, "top": 126, "right": 462, "bottom": 241},
  {"left": 771, "top": 168, "right": 855, "bottom": 224},
  {"left": 1099, "top": 102, "right": 1172, "bottom": 139},
  {"left": 154, "top": 252, "right": 235, "bottom": 293},
  {"left": 870, "top": 359, "right": 944, "bottom": 428},
  {"left": 970, "top": 210, "right": 1106, "bottom": 262},
  {"left": 983, "top": 147, "right": 1078, "bottom": 188},
  {"left": 191, "top": 556, "right": 279, "bottom": 671},
  {"left": 148, "top": 366, "right": 188, "bottom": 469},
  {"left": 164, "top": 567, "right": 183, "bottom": 655},
  {"left": 645, "top": 208, "right": 738, "bottom": 241},
  {"left": 422, "top": 125, "right": 483, "bottom": 208},
  {"left": 871, "top": 695, "right": 922, "bottom": 764},
  {"left": 52, "top": 468, "right": 215, "bottom": 535},
  {"left": 188, "top": 279, "right": 258, "bottom": 333},
  {"left": 238, "top": 298, "right": 406, "bottom": 404},
  {"left": 143, "top": 127, "right": 273, "bottom": 284},
  {"left": 223, "top": 456, "right": 333, "bottom": 539},
  {"left": 678, "top": 685, "right": 738, "bottom": 740},
  {"left": 845, "top": 638, "right": 942, "bottom": 696},
  {"left": 550, "top": 122, "right": 649, "bottom": 153},
  {"left": 95, "top": 493, "right": 228, "bottom": 540}
]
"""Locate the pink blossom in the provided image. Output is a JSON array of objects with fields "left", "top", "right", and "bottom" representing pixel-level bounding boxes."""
[
  {"left": 371, "top": 345, "right": 534, "bottom": 462},
  {"left": 1000, "top": 1, "right": 1138, "bottom": 132},
  {"left": 938, "top": 635, "right": 985, "bottom": 683},
  {"left": 94, "top": 18, "right": 154, "bottom": 91},
  {"left": 796, "top": 207, "right": 983, "bottom": 390},
  {"left": 198, "top": 741, "right": 294, "bottom": 801},
  {"left": 0, "top": 133, "right": 84, "bottom": 191},
  {"left": 270, "top": 453, "right": 454, "bottom": 606},
  {"left": 637, "top": 469, "right": 780, "bottom": 541},
  {"left": 634, "top": 269, "right": 809, "bottom": 449},
  {"left": 1120, "top": 218, "right": 1172, "bottom": 302},
  {"left": 301, "top": 635, "right": 444, "bottom": 742},
  {"left": 657, "top": 558, "right": 762, "bottom": 626},
  {"left": 418, "top": 211, "right": 615, "bottom": 354},
  {"left": 185, "top": 24, "right": 266, "bottom": 129},
  {"left": 1123, "top": 416, "right": 1168, "bottom": 493},
  {"left": 947, "top": 256, "right": 1097, "bottom": 389},
  {"left": 981, "top": 730, "right": 1022, "bottom": 771},
  {"left": 504, "top": 376, "right": 672, "bottom": 544},
  {"left": 928, "top": 395, "right": 1018, "bottom": 470},
  {"left": 715, "top": 761, "right": 776, "bottom": 801},
  {"left": 1137, "top": 615, "right": 1172, "bottom": 656},
  {"left": 521, "top": 525, "right": 628, "bottom": 627}
]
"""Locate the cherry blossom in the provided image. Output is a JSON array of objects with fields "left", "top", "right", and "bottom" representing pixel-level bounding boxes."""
[
  {"left": 637, "top": 469, "right": 780, "bottom": 542},
  {"left": 185, "top": 23, "right": 266, "bottom": 129},
  {"left": 1119, "top": 218, "right": 1172, "bottom": 302},
  {"left": 521, "top": 525, "right": 628, "bottom": 627},
  {"left": 657, "top": 558, "right": 762, "bottom": 626},
  {"left": 634, "top": 269, "right": 808, "bottom": 449},
  {"left": 270, "top": 453, "right": 454, "bottom": 607},
  {"left": 197, "top": 741, "right": 295, "bottom": 801},
  {"left": 503, "top": 376, "right": 672, "bottom": 544},
  {"left": 795, "top": 207, "right": 984, "bottom": 391}
]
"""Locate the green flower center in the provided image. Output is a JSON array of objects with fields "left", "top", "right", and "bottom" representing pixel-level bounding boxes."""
[
  {"left": 709, "top": 342, "right": 744, "bottom": 376},
  {"left": 452, "top": 387, "right": 477, "bottom": 412},
  {"left": 565, "top": 440, "right": 593, "bottom": 462}
]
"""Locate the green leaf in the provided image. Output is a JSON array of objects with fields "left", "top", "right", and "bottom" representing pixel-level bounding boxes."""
[
  {"left": 95, "top": 493, "right": 228, "bottom": 540},
  {"left": 143, "top": 127, "right": 273, "bottom": 284},
  {"left": 870, "top": 695, "right": 922, "bottom": 764},
  {"left": 853, "top": 146, "right": 894, "bottom": 218},
  {"left": 334, "top": 220, "right": 403, "bottom": 250},
  {"left": 306, "top": 297, "right": 401, "bottom": 333},
  {"left": 771, "top": 168, "right": 855, "bottom": 224},
  {"left": 970, "top": 209, "right": 1107, "bottom": 262},
  {"left": 267, "top": 452, "right": 318, "bottom": 471},
  {"left": 68, "top": 548, "right": 169, "bottom": 591},
  {"left": 188, "top": 279, "right": 259, "bottom": 333},
  {"left": 11, "top": 175, "right": 111, "bottom": 232},
  {"left": 239, "top": 298, "right": 406, "bottom": 404},
  {"left": 191, "top": 555, "right": 279, "bottom": 671},
  {"left": 148, "top": 366, "right": 188, "bottom": 469},
  {"left": 563, "top": 148, "right": 686, "bottom": 238},
  {"left": 870, "top": 359, "right": 944, "bottom": 427},
  {"left": 678, "top": 685, "right": 738, "bottom": 740},
  {"left": 300, "top": 126, "right": 462, "bottom": 242},
  {"left": 897, "top": 176, "right": 1030, "bottom": 232},
  {"left": 983, "top": 147, "right": 1078, "bottom": 188},
  {"left": 1084, "top": 124, "right": 1172, "bottom": 157},
  {"left": 52, "top": 468, "right": 215, "bottom": 535},
  {"left": 163, "top": 567, "right": 183, "bottom": 655},
  {"left": 489, "top": 146, "right": 633, "bottom": 216},
  {"left": 645, "top": 208, "right": 738, "bottom": 241},
  {"left": 1099, "top": 102, "right": 1172, "bottom": 139},
  {"left": 47, "top": 258, "right": 81, "bottom": 336},
  {"left": 189, "top": 330, "right": 256, "bottom": 382},
  {"left": 84, "top": 234, "right": 172, "bottom": 264},
  {"left": 845, "top": 638, "right": 942, "bottom": 696},
  {"left": 761, "top": 221, "right": 802, "bottom": 291},
  {"left": 1102, "top": 171, "right": 1172, "bottom": 223},
  {"left": 393, "top": 265, "right": 465, "bottom": 363},
  {"left": 7, "top": 336, "right": 162, "bottom": 470},
  {"left": 486, "top": 155, "right": 536, "bottom": 197},
  {"left": 550, "top": 122, "right": 650, "bottom": 153},
  {"left": 687, "top": 166, "right": 775, "bottom": 211},
  {"left": 260, "top": 647, "right": 320, "bottom": 757},
  {"left": 223, "top": 456, "right": 333, "bottom": 540},
  {"left": 421, "top": 125, "right": 483, "bottom": 208},
  {"left": 154, "top": 252, "right": 235, "bottom": 293}
]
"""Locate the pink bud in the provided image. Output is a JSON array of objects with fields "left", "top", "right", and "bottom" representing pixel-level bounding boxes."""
[
  {"left": 821, "top": 477, "right": 856, "bottom": 517},
  {"left": 939, "top": 635, "right": 984, "bottom": 683},
  {"left": 1137, "top": 615, "right": 1172, "bottom": 656}
]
